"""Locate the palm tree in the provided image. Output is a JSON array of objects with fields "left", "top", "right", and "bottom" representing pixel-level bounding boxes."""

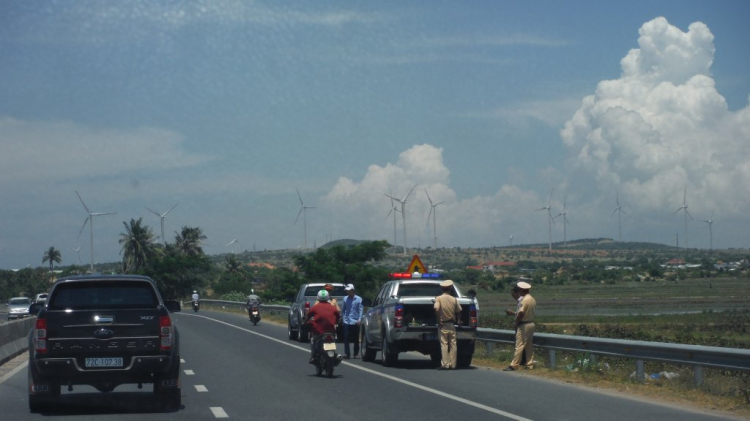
[
  {"left": 119, "top": 218, "right": 158, "bottom": 273},
  {"left": 42, "top": 246, "right": 62, "bottom": 272},
  {"left": 224, "top": 254, "right": 246, "bottom": 280},
  {"left": 174, "top": 226, "right": 207, "bottom": 257}
]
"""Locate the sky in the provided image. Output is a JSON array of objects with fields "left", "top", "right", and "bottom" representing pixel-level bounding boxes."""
[{"left": 1, "top": 1, "right": 749, "bottom": 270}]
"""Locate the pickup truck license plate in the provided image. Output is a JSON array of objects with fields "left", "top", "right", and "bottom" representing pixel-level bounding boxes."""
[
  {"left": 85, "top": 357, "right": 123, "bottom": 368},
  {"left": 323, "top": 343, "right": 336, "bottom": 351}
]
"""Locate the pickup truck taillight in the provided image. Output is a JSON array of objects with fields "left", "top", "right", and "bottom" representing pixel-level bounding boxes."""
[
  {"left": 34, "top": 318, "right": 47, "bottom": 354},
  {"left": 470, "top": 304, "right": 478, "bottom": 328},
  {"left": 159, "top": 316, "right": 173, "bottom": 351},
  {"left": 394, "top": 304, "right": 404, "bottom": 328},
  {"left": 304, "top": 301, "right": 310, "bottom": 317}
]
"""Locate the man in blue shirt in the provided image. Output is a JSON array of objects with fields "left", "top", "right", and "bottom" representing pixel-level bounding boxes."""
[{"left": 341, "top": 283, "right": 363, "bottom": 359}]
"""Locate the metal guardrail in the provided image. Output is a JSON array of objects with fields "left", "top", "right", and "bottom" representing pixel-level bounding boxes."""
[
  {"left": 475, "top": 327, "right": 750, "bottom": 385},
  {"left": 184, "top": 299, "right": 290, "bottom": 313}
]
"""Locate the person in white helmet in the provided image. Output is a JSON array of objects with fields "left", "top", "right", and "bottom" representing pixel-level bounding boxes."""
[{"left": 305, "top": 290, "right": 340, "bottom": 363}]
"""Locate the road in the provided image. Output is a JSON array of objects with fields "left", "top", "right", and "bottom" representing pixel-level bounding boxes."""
[{"left": 0, "top": 309, "right": 741, "bottom": 421}]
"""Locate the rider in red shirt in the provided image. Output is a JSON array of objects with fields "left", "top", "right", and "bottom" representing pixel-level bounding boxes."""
[{"left": 306, "top": 290, "right": 341, "bottom": 363}]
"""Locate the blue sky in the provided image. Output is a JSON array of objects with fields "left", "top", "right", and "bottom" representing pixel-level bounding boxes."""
[{"left": 1, "top": 1, "right": 749, "bottom": 269}]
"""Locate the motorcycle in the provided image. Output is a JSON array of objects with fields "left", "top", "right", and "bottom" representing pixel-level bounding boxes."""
[
  {"left": 192, "top": 300, "right": 199, "bottom": 312},
  {"left": 312, "top": 331, "right": 342, "bottom": 378},
  {"left": 249, "top": 306, "right": 260, "bottom": 325}
]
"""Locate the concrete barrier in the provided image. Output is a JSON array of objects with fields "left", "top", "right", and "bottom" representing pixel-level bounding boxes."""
[{"left": 0, "top": 318, "right": 34, "bottom": 365}]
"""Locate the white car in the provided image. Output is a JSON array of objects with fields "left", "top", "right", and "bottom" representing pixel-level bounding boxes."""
[
  {"left": 35, "top": 293, "right": 48, "bottom": 303},
  {"left": 7, "top": 297, "right": 31, "bottom": 320}
]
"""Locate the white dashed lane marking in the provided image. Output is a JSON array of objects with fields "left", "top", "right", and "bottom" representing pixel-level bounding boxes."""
[
  {"left": 184, "top": 369, "right": 195, "bottom": 375},
  {"left": 211, "top": 407, "right": 229, "bottom": 418},
  {"left": 195, "top": 385, "right": 208, "bottom": 392}
]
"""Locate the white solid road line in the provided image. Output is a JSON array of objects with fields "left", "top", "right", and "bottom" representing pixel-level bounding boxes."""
[{"left": 195, "top": 314, "right": 533, "bottom": 421}]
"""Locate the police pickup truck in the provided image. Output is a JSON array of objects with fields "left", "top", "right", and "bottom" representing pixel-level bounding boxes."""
[
  {"left": 361, "top": 273, "right": 477, "bottom": 367},
  {"left": 27, "top": 275, "right": 182, "bottom": 412}
]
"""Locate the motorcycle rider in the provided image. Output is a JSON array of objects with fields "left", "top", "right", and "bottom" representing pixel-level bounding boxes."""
[
  {"left": 246, "top": 289, "right": 261, "bottom": 319},
  {"left": 191, "top": 290, "right": 200, "bottom": 310},
  {"left": 306, "top": 290, "right": 341, "bottom": 364}
]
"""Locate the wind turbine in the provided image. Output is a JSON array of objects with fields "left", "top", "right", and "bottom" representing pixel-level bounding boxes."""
[
  {"left": 701, "top": 211, "right": 714, "bottom": 250},
  {"left": 76, "top": 191, "right": 116, "bottom": 273},
  {"left": 70, "top": 245, "right": 82, "bottom": 265},
  {"left": 294, "top": 188, "right": 316, "bottom": 249},
  {"left": 146, "top": 204, "right": 177, "bottom": 246},
  {"left": 424, "top": 188, "right": 444, "bottom": 249},
  {"left": 672, "top": 186, "right": 693, "bottom": 248},
  {"left": 384, "top": 185, "right": 417, "bottom": 256},
  {"left": 384, "top": 189, "right": 400, "bottom": 247},
  {"left": 535, "top": 188, "right": 555, "bottom": 250},
  {"left": 509, "top": 235, "right": 513, "bottom": 247},
  {"left": 225, "top": 238, "right": 239, "bottom": 254},
  {"left": 611, "top": 192, "right": 626, "bottom": 242},
  {"left": 555, "top": 196, "right": 570, "bottom": 247}
]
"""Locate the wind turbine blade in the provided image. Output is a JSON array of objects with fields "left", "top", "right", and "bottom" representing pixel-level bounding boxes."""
[
  {"left": 611, "top": 208, "right": 618, "bottom": 217},
  {"left": 424, "top": 189, "right": 433, "bottom": 206},
  {"left": 76, "top": 190, "right": 90, "bottom": 213},
  {"left": 146, "top": 207, "right": 161, "bottom": 217},
  {"left": 426, "top": 207, "right": 433, "bottom": 228},
  {"left": 672, "top": 208, "right": 682, "bottom": 215},
  {"left": 164, "top": 204, "right": 178, "bottom": 216},
  {"left": 294, "top": 208, "right": 303, "bottom": 225},
  {"left": 296, "top": 188, "right": 304, "bottom": 206},
  {"left": 77, "top": 217, "right": 90, "bottom": 239},
  {"left": 403, "top": 184, "right": 417, "bottom": 201},
  {"left": 685, "top": 209, "right": 693, "bottom": 220}
]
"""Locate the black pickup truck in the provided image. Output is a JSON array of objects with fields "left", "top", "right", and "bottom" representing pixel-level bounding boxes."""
[{"left": 27, "top": 275, "right": 182, "bottom": 412}]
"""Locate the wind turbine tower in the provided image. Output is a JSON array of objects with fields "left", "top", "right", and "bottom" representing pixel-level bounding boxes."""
[
  {"left": 76, "top": 191, "right": 116, "bottom": 273},
  {"left": 672, "top": 186, "right": 693, "bottom": 248},
  {"left": 509, "top": 235, "right": 513, "bottom": 247},
  {"left": 535, "top": 188, "right": 555, "bottom": 250},
  {"left": 611, "top": 192, "right": 626, "bottom": 242},
  {"left": 555, "top": 196, "right": 571, "bottom": 247},
  {"left": 424, "top": 188, "right": 444, "bottom": 249},
  {"left": 385, "top": 185, "right": 417, "bottom": 256},
  {"left": 146, "top": 204, "right": 177, "bottom": 246},
  {"left": 294, "top": 188, "right": 316, "bottom": 249},
  {"left": 702, "top": 211, "right": 714, "bottom": 250},
  {"left": 384, "top": 189, "right": 400, "bottom": 247}
]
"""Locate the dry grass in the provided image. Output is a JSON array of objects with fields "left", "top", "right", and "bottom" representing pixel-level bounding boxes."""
[{"left": 472, "top": 348, "right": 750, "bottom": 420}]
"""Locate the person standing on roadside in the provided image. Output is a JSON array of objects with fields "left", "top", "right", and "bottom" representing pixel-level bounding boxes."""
[
  {"left": 504, "top": 281, "right": 536, "bottom": 371},
  {"left": 505, "top": 285, "right": 527, "bottom": 366},
  {"left": 434, "top": 280, "right": 462, "bottom": 370},
  {"left": 341, "top": 283, "right": 363, "bottom": 359}
]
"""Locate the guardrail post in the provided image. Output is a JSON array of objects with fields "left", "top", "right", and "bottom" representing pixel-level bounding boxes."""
[
  {"left": 484, "top": 341, "right": 493, "bottom": 356},
  {"left": 636, "top": 359, "right": 645, "bottom": 383},
  {"left": 590, "top": 354, "right": 597, "bottom": 366},
  {"left": 548, "top": 349, "right": 556, "bottom": 370},
  {"left": 694, "top": 365, "right": 704, "bottom": 387}
]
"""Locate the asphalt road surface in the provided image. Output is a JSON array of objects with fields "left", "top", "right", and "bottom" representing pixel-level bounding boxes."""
[{"left": 0, "top": 309, "right": 742, "bottom": 421}]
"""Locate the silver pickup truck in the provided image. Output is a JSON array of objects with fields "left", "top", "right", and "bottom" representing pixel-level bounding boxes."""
[{"left": 361, "top": 276, "right": 477, "bottom": 367}]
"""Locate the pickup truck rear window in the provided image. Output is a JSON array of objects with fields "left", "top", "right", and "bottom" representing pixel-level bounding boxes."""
[
  {"left": 48, "top": 282, "right": 159, "bottom": 310},
  {"left": 397, "top": 283, "right": 456, "bottom": 298},
  {"left": 304, "top": 285, "right": 347, "bottom": 297}
]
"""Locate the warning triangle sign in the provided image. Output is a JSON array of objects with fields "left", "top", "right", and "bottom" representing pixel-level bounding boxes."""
[{"left": 406, "top": 254, "right": 427, "bottom": 274}]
